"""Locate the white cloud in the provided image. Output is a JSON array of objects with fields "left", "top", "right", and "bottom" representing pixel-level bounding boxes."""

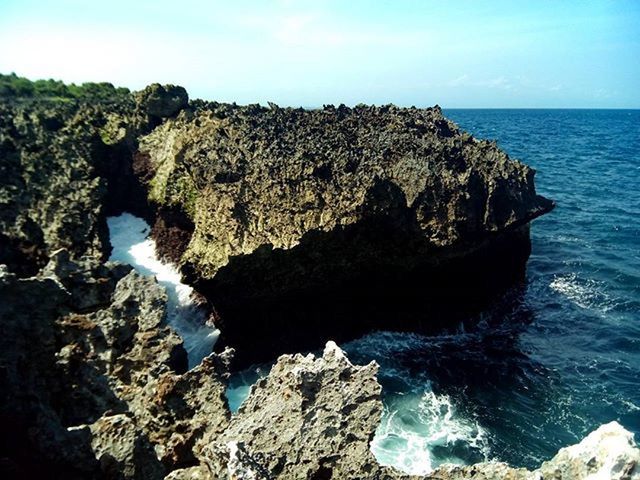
[
  {"left": 448, "top": 74, "right": 469, "bottom": 87},
  {"left": 445, "top": 75, "right": 514, "bottom": 90}
]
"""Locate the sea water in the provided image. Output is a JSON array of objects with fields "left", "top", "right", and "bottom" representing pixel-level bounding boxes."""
[{"left": 107, "top": 213, "right": 219, "bottom": 369}]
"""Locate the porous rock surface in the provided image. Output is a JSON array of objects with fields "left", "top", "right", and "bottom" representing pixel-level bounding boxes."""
[
  {"left": 202, "top": 341, "right": 391, "bottom": 479},
  {"left": 0, "top": 84, "right": 188, "bottom": 277},
  {"left": 0, "top": 252, "right": 231, "bottom": 478},
  {"left": 5, "top": 83, "right": 632, "bottom": 480},
  {"left": 139, "top": 102, "right": 553, "bottom": 281},
  {"left": 1, "top": 257, "right": 638, "bottom": 479},
  {"left": 0, "top": 100, "right": 115, "bottom": 275},
  {"left": 183, "top": 341, "right": 640, "bottom": 480},
  {"left": 0, "top": 86, "right": 554, "bottom": 367},
  {"left": 136, "top": 102, "right": 554, "bottom": 366}
]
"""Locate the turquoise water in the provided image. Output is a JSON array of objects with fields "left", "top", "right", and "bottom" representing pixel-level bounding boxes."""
[{"left": 227, "top": 109, "right": 640, "bottom": 472}]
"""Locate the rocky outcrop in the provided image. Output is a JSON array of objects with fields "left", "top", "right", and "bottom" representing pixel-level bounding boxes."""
[
  {"left": 0, "top": 84, "right": 190, "bottom": 278},
  {"left": 1, "top": 81, "right": 577, "bottom": 480},
  {"left": 202, "top": 341, "right": 390, "bottom": 479},
  {"left": 0, "top": 262, "right": 99, "bottom": 478},
  {"left": 2, "top": 255, "right": 637, "bottom": 479},
  {"left": 135, "top": 84, "right": 189, "bottom": 122},
  {"left": 0, "top": 100, "right": 114, "bottom": 275},
  {"left": 139, "top": 103, "right": 552, "bottom": 278},
  {"left": 0, "top": 85, "right": 554, "bottom": 366},
  {"left": 432, "top": 422, "right": 640, "bottom": 480},
  {"left": 184, "top": 342, "right": 639, "bottom": 480},
  {"left": 538, "top": 421, "right": 640, "bottom": 479},
  {"left": 136, "top": 102, "right": 553, "bottom": 366},
  {"left": 0, "top": 252, "right": 230, "bottom": 479}
]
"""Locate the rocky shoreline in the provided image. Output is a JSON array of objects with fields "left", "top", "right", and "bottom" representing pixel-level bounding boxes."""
[
  {"left": 1, "top": 83, "right": 638, "bottom": 479},
  {"left": 1, "top": 257, "right": 638, "bottom": 478}
]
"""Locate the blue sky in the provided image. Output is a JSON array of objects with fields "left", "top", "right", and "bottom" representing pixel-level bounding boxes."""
[{"left": 1, "top": 0, "right": 638, "bottom": 107}]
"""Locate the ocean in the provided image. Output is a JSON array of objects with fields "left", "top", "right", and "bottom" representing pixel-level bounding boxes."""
[
  {"left": 108, "top": 109, "right": 640, "bottom": 475},
  {"left": 342, "top": 109, "right": 640, "bottom": 473}
]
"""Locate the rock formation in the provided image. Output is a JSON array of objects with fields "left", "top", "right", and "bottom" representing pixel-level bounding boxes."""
[
  {"left": 0, "top": 85, "right": 554, "bottom": 366},
  {"left": 0, "top": 252, "right": 230, "bottom": 478},
  {"left": 2, "top": 257, "right": 638, "bottom": 480},
  {"left": 135, "top": 102, "right": 554, "bottom": 366},
  {"left": 0, "top": 100, "right": 113, "bottom": 275},
  {"left": 177, "top": 341, "right": 640, "bottom": 480},
  {"left": 202, "top": 341, "right": 390, "bottom": 478},
  {"left": 9, "top": 82, "right": 628, "bottom": 480},
  {"left": 0, "top": 84, "right": 189, "bottom": 278}
]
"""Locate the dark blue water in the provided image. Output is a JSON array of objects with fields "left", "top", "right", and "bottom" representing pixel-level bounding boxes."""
[
  {"left": 226, "top": 109, "right": 640, "bottom": 473},
  {"left": 342, "top": 109, "right": 640, "bottom": 472}
]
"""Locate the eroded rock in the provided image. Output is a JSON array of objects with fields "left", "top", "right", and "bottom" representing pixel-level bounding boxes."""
[
  {"left": 2, "top": 259, "right": 638, "bottom": 480},
  {"left": 0, "top": 101, "right": 114, "bottom": 275},
  {"left": 0, "top": 84, "right": 186, "bottom": 277},
  {"left": 201, "top": 341, "right": 397, "bottom": 479},
  {"left": 88, "top": 414, "right": 165, "bottom": 480},
  {"left": 135, "top": 102, "right": 554, "bottom": 366},
  {"left": 537, "top": 422, "right": 640, "bottom": 479},
  {"left": 191, "top": 343, "right": 639, "bottom": 480},
  {"left": 136, "top": 84, "right": 189, "bottom": 120},
  {"left": 0, "top": 252, "right": 232, "bottom": 478}
]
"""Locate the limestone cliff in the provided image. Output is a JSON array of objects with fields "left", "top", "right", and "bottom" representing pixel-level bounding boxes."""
[
  {"left": 0, "top": 82, "right": 578, "bottom": 480},
  {"left": 135, "top": 101, "right": 554, "bottom": 366},
  {"left": 0, "top": 84, "right": 555, "bottom": 366},
  {"left": 138, "top": 103, "right": 552, "bottom": 279},
  {"left": 0, "top": 252, "right": 230, "bottom": 478},
  {"left": 0, "top": 83, "right": 188, "bottom": 277}
]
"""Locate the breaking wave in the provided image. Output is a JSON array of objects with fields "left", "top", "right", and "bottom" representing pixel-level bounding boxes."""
[
  {"left": 372, "top": 387, "right": 489, "bottom": 474},
  {"left": 107, "top": 212, "right": 219, "bottom": 368},
  {"left": 343, "top": 331, "right": 492, "bottom": 474}
]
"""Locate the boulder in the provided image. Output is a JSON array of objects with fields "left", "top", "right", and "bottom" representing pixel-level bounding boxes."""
[
  {"left": 201, "top": 341, "right": 392, "bottom": 479},
  {"left": 88, "top": 414, "right": 165, "bottom": 480},
  {"left": 136, "top": 84, "right": 189, "bottom": 119}
]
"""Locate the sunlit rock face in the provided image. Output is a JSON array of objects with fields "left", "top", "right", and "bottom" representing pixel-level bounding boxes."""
[
  {"left": 201, "top": 341, "right": 393, "bottom": 479},
  {"left": 134, "top": 102, "right": 553, "bottom": 367},
  {"left": 187, "top": 342, "right": 640, "bottom": 480}
]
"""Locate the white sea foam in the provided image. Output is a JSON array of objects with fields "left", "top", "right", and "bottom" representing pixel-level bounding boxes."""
[
  {"left": 550, "top": 273, "right": 614, "bottom": 312},
  {"left": 107, "top": 212, "right": 219, "bottom": 368},
  {"left": 371, "top": 385, "right": 490, "bottom": 475},
  {"left": 340, "top": 331, "right": 492, "bottom": 475}
]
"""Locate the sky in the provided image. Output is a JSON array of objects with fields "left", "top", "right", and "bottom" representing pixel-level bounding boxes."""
[{"left": 0, "top": 0, "right": 638, "bottom": 108}]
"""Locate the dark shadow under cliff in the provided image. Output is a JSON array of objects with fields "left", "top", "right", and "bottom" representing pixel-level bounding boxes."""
[{"left": 199, "top": 212, "right": 535, "bottom": 369}]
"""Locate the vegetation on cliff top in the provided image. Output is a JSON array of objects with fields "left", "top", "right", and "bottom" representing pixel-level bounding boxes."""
[{"left": 0, "top": 72, "right": 130, "bottom": 101}]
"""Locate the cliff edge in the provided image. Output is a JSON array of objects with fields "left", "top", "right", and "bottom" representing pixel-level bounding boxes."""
[{"left": 135, "top": 100, "right": 554, "bottom": 365}]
